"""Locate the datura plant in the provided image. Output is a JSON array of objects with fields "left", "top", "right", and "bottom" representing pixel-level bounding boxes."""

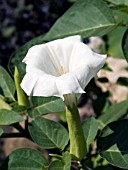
[
  {"left": 21, "top": 35, "right": 106, "bottom": 161},
  {"left": 1, "top": 0, "right": 128, "bottom": 169}
]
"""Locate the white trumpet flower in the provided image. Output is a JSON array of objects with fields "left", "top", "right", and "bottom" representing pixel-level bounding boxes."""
[{"left": 21, "top": 35, "right": 106, "bottom": 100}]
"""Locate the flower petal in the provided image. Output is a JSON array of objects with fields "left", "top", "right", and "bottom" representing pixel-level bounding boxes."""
[
  {"left": 20, "top": 72, "right": 38, "bottom": 96},
  {"left": 69, "top": 42, "right": 106, "bottom": 88},
  {"left": 22, "top": 35, "right": 82, "bottom": 76},
  {"left": 21, "top": 67, "right": 59, "bottom": 97},
  {"left": 21, "top": 66, "right": 85, "bottom": 99},
  {"left": 72, "top": 65, "right": 95, "bottom": 89},
  {"left": 69, "top": 42, "right": 106, "bottom": 72},
  {"left": 56, "top": 72, "right": 85, "bottom": 97}
]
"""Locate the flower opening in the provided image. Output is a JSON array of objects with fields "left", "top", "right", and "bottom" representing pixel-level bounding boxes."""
[{"left": 21, "top": 35, "right": 107, "bottom": 100}]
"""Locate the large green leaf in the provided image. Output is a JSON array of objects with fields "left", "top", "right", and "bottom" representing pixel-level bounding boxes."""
[
  {"left": 0, "top": 66, "right": 15, "bottom": 101},
  {"left": 8, "top": 34, "right": 45, "bottom": 78},
  {"left": 8, "top": 148, "right": 48, "bottom": 170},
  {"left": 29, "top": 117, "right": 69, "bottom": 150},
  {"left": 44, "top": 0, "right": 116, "bottom": 41},
  {"left": 82, "top": 117, "right": 99, "bottom": 145},
  {"left": 105, "top": 0, "right": 128, "bottom": 6},
  {"left": 98, "top": 99, "right": 128, "bottom": 127},
  {"left": 28, "top": 96, "right": 65, "bottom": 118},
  {"left": 98, "top": 119, "right": 128, "bottom": 169},
  {"left": 122, "top": 28, "right": 128, "bottom": 62},
  {"left": 0, "top": 127, "right": 3, "bottom": 136},
  {"left": 0, "top": 109, "right": 23, "bottom": 125}
]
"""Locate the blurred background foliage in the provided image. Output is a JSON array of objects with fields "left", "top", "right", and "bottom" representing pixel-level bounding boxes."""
[{"left": 0, "top": 0, "right": 72, "bottom": 68}]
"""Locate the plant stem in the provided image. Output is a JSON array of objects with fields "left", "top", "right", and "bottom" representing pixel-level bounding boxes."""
[
  {"left": 64, "top": 94, "right": 87, "bottom": 160},
  {"left": 0, "top": 132, "right": 33, "bottom": 141},
  {"left": 12, "top": 123, "right": 24, "bottom": 132}
]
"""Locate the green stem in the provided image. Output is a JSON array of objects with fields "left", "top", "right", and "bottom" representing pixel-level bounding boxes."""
[{"left": 64, "top": 94, "right": 87, "bottom": 160}]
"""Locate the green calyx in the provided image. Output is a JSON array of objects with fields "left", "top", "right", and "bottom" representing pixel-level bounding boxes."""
[{"left": 64, "top": 94, "right": 87, "bottom": 160}]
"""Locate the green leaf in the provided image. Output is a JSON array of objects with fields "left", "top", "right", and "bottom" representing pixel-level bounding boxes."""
[
  {"left": 0, "top": 97, "right": 12, "bottom": 110},
  {"left": 14, "top": 66, "right": 29, "bottom": 107},
  {"left": 82, "top": 117, "right": 99, "bottom": 145},
  {"left": 0, "top": 66, "right": 15, "bottom": 101},
  {"left": 107, "top": 26, "right": 126, "bottom": 59},
  {"left": 44, "top": 0, "right": 116, "bottom": 41},
  {"left": 122, "top": 28, "right": 128, "bottom": 62},
  {"left": 0, "top": 109, "right": 23, "bottom": 125},
  {"left": 8, "top": 148, "right": 48, "bottom": 170},
  {"left": 12, "top": 105, "right": 27, "bottom": 114},
  {"left": 0, "top": 127, "right": 3, "bottom": 136},
  {"left": 98, "top": 119, "right": 128, "bottom": 169},
  {"left": 29, "top": 117, "right": 69, "bottom": 150},
  {"left": 62, "top": 152, "right": 71, "bottom": 170},
  {"left": 8, "top": 34, "right": 45, "bottom": 78},
  {"left": 98, "top": 99, "right": 128, "bottom": 127},
  {"left": 48, "top": 160, "right": 64, "bottom": 170},
  {"left": 48, "top": 152, "right": 71, "bottom": 170},
  {"left": 113, "top": 10, "right": 128, "bottom": 25},
  {"left": 28, "top": 96, "right": 65, "bottom": 118},
  {"left": 117, "top": 77, "right": 128, "bottom": 86},
  {"left": 107, "top": 10, "right": 128, "bottom": 59},
  {"left": 105, "top": 0, "right": 128, "bottom": 6}
]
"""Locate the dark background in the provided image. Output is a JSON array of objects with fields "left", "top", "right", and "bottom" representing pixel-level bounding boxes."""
[{"left": 0, "top": 0, "right": 72, "bottom": 68}]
